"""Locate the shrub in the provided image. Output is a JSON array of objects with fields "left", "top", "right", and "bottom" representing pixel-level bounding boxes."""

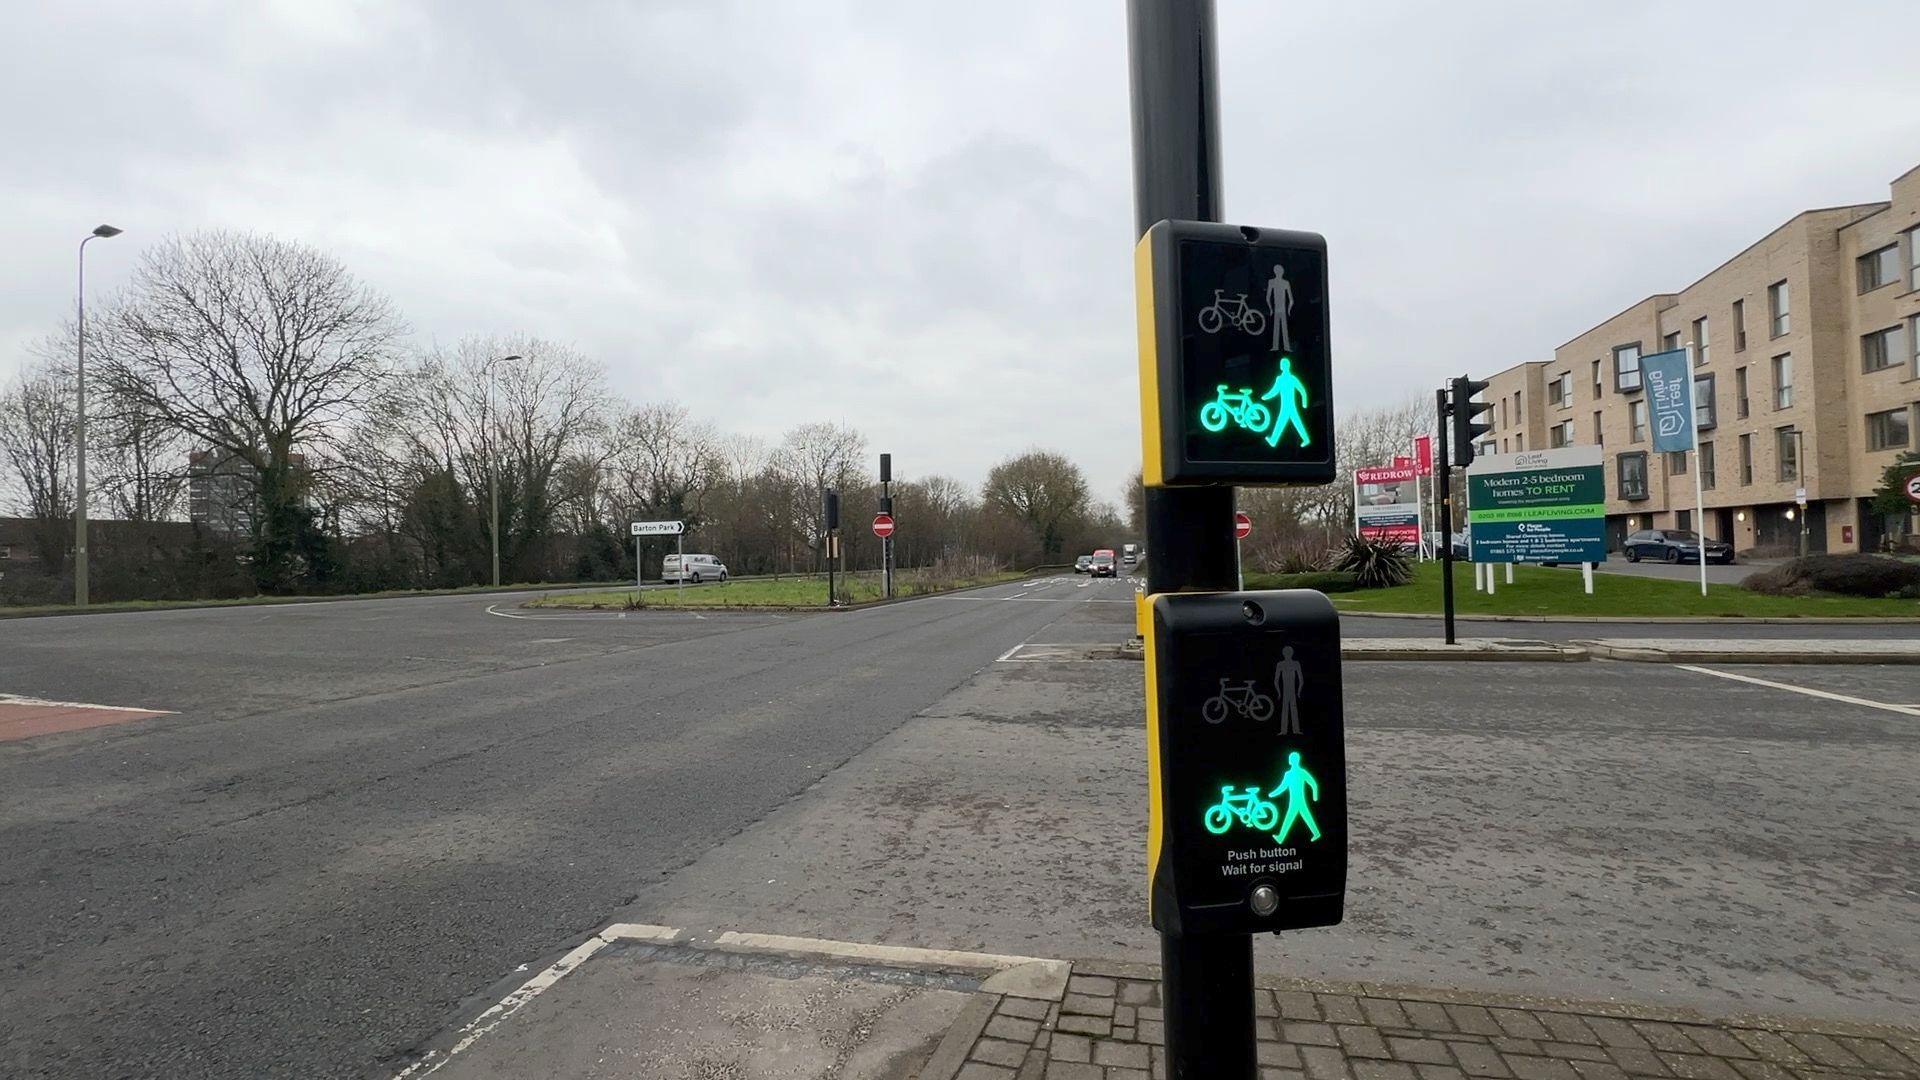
[
  {"left": 1274, "top": 545, "right": 1324, "bottom": 574},
  {"left": 1743, "top": 554, "right": 1920, "bottom": 599},
  {"left": 1246, "top": 570, "right": 1360, "bottom": 593},
  {"left": 1328, "top": 534, "right": 1414, "bottom": 589}
]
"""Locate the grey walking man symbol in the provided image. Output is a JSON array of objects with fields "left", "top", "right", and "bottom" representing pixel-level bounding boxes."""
[
  {"left": 1272, "top": 646, "right": 1304, "bottom": 734},
  {"left": 1266, "top": 264, "right": 1295, "bottom": 353}
]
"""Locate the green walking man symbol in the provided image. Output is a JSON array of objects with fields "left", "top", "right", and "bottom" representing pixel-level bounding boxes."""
[
  {"left": 1259, "top": 357, "right": 1312, "bottom": 449},
  {"left": 1268, "top": 750, "right": 1322, "bottom": 844}
]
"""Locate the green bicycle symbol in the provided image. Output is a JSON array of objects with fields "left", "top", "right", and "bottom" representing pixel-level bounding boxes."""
[
  {"left": 1203, "top": 785, "right": 1280, "bottom": 835},
  {"left": 1198, "top": 385, "right": 1272, "bottom": 435}
]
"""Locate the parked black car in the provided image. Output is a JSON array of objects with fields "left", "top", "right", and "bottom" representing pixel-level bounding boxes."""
[{"left": 1622, "top": 529, "right": 1735, "bottom": 565}]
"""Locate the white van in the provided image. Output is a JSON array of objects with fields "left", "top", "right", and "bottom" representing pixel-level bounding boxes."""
[{"left": 661, "top": 553, "right": 729, "bottom": 583}]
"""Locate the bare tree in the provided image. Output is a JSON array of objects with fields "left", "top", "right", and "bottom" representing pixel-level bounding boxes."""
[
  {"left": 383, "top": 336, "right": 611, "bottom": 583},
  {"left": 982, "top": 448, "right": 1091, "bottom": 559},
  {"left": 96, "top": 230, "right": 405, "bottom": 590},
  {"left": 0, "top": 360, "right": 76, "bottom": 566},
  {"left": 778, "top": 421, "right": 868, "bottom": 570}
]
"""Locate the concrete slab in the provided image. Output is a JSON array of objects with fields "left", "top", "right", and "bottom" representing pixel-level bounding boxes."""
[
  {"left": 434, "top": 943, "right": 979, "bottom": 1080},
  {"left": 1342, "top": 637, "right": 1588, "bottom": 661},
  {"left": 1581, "top": 638, "right": 1920, "bottom": 663}
]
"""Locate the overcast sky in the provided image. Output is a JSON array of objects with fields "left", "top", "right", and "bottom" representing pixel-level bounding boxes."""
[{"left": 5, "top": 0, "right": 1919, "bottom": 502}]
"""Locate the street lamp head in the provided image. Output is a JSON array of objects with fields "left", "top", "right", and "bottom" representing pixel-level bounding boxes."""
[
  {"left": 91, "top": 224, "right": 123, "bottom": 239},
  {"left": 499, "top": 354, "right": 524, "bottom": 363}
]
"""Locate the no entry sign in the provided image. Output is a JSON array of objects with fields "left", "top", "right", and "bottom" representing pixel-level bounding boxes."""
[
  {"left": 872, "top": 513, "right": 896, "bottom": 538},
  {"left": 1234, "top": 511, "right": 1252, "bottom": 540}
]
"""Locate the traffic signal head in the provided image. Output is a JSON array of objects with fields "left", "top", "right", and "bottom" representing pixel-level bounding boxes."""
[
  {"left": 1146, "top": 589, "right": 1346, "bottom": 936},
  {"left": 1136, "top": 220, "right": 1335, "bottom": 487},
  {"left": 1450, "top": 376, "right": 1493, "bottom": 467},
  {"left": 824, "top": 488, "right": 841, "bottom": 531}
]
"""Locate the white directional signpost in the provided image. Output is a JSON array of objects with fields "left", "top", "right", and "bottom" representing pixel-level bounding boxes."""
[{"left": 631, "top": 519, "right": 686, "bottom": 591}]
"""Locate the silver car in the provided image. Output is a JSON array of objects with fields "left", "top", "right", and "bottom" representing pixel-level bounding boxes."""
[{"left": 662, "top": 553, "right": 729, "bottom": 583}]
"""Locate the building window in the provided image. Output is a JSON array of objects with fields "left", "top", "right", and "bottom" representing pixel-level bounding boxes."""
[
  {"left": 1500, "top": 398, "right": 1508, "bottom": 428},
  {"left": 1735, "top": 366, "right": 1750, "bottom": 418},
  {"left": 0, "top": 544, "right": 10, "bottom": 559},
  {"left": 1909, "top": 226, "right": 1920, "bottom": 290},
  {"left": 1867, "top": 407, "right": 1912, "bottom": 452},
  {"left": 1514, "top": 432, "right": 1524, "bottom": 450},
  {"left": 1912, "top": 314, "right": 1920, "bottom": 378},
  {"left": 1692, "top": 317, "right": 1709, "bottom": 365},
  {"left": 1863, "top": 324, "right": 1906, "bottom": 373},
  {"left": 1667, "top": 450, "right": 1688, "bottom": 475},
  {"left": 1732, "top": 299, "right": 1747, "bottom": 352},
  {"left": 1513, "top": 391, "right": 1523, "bottom": 425},
  {"left": 1593, "top": 411, "right": 1604, "bottom": 446},
  {"left": 1700, "top": 441, "right": 1716, "bottom": 489},
  {"left": 1739, "top": 433, "right": 1753, "bottom": 485},
  {"left": 1662, "top": 331, "right": 1681, "bottom": 352},
  {"left": 1550, "top": 419, "right": 1573, "bottom": 448},
  {"left": 1694, "top": 374, "right": 1716, "bottom": 431},
  {"left": 1614, "top": 343, "right": 1642, "bottom": 391},
  {"left": 1768, "top": 280, "right": 1790, "bottom": 338},
  {"left": 1617, "top": 452, "right": 1649, "bottom": 500},
  {"left": 1771, "top": 353, "right": 1792, "bottom": 409},
  {"left": 1478, "top": 438, "right": 1497, "bottom": 459},
  {"left": 1776, "top": 427, "right": 1799, "bottom": 482},
  {"left": 1547, "top": 372, "right": 1572, "bottom": 406},
  {"left": 1591, "top": 359, "right": 1603, "bottom": 397},
  {"left": 1858, "top": 244, "right": 1900, "bottom": 293},
  {"left": 1629, "top": 400, "right": 1649, "bottom": 442}
]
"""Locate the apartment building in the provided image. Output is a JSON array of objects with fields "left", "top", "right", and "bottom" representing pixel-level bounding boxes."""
[{"left": 1474, "top": 163, "right": 1920, "bottom": 555}]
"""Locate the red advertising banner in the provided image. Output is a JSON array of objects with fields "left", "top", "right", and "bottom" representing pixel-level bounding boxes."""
[
  {"left": 1414, "top": 434, "right": 1433, "bottom": 477},
  {"left": 1355, "top": 465, "right": 1417, "bottom": 485}
]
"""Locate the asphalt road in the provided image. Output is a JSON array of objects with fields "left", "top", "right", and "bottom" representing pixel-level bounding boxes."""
[
  {"left": 643, "top": 611, "right": 1920, "bottom": 1027},
  {"left": 0, "top": 575, "right": 1135, "bottom": 1079},
  {"left": 5, "top": 576, "right": 1918, "bottom": 1077}
]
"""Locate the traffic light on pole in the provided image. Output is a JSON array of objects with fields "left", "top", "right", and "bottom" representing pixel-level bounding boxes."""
[
  {"left": 1136, "top": 221, "right": 1334, "bottom": 487},
  {"left": 1449, "top": 376, "right": 1493, "bottom": 467}
]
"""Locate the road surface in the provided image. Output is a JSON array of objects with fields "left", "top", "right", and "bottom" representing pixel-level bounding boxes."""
[{"left": 3, "top": 576, "right": 1916, "bottom": 1077}]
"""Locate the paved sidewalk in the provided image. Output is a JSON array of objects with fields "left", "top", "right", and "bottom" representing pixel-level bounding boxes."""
[{"left": 935, "top": 961, "right": 1920, "bottom": 1080}]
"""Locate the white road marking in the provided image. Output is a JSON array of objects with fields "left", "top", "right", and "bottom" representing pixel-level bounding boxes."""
[
  {"left": 1675, "top": 665, "right": 1920, "bottom": 717},
  {"left": 523, "top": 638, "right": 574, "bottom": 645},
  {"left": 0, "top": 694, "right": 174, "bottom": 714},
  {"left": 393, "top": 934, "right": 614, "bottom": 1077}
]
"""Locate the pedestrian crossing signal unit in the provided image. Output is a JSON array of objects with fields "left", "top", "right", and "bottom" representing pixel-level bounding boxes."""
[
  {"left": 1449, "top": 376, "right": 1494, "bottom": 468},
  {"left": 1136, "top": 220, "right": 1335, "bottom": 487},
  {"left": 1145, "top": 590, "right": 1346, "bottom": 936}
]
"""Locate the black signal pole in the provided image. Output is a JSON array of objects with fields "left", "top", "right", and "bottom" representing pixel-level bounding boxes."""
[
  {"left": 1128, "top": 2, "right": 1253, "bottom": 1076},
  {"left": 1436, "top": 387, "right": 1457, "bottom": 645}
]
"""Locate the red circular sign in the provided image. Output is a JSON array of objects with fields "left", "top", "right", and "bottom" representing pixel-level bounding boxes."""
[
  {"left": 1233, "top": 511, "right": 1252, "bottom": 540},
  {"left": 1905, "top": 473, "right": 1920, "bottom": 505},
  {"left": 872, "top": 513, "right": 896, "bottom": 538}
]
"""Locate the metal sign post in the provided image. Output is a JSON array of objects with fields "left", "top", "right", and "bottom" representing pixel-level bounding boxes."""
[
  {"left": 880, "top": 453, "right": 894, "bottom": 600},
  {"left": 630, "top": 520, "right": 686, "bottom": 592}
]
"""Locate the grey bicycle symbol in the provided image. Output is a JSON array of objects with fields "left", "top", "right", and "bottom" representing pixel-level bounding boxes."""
[
  {"left": 1201, "top": 678, "right": 1274, "bottom": 724},
  {"left": 1197, "top": 290, "right": 1267, "bottom": 337}
]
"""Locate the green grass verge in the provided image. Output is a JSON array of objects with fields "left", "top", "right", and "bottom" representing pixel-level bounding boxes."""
[
  {"left": 1244, "top": 562, "right": 1920, "bottom": 619},
  {"left": 0, "top": 580, "right": 635, "bottom": 619},
  {"left": 527, "top": 570, "right": 1030, "bottom": 610}
]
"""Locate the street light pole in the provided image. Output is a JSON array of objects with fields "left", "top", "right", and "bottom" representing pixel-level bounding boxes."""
[
  {"left": 74, "top": 224, "right": 122, "bottom": 607},
  {"left": 485, "top": 354, "right": 524, "bottom": 588}
]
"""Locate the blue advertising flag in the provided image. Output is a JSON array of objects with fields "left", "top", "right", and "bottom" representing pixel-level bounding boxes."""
[{"left": 1641, "top": 348, "right": 1695, "bottom": 453}]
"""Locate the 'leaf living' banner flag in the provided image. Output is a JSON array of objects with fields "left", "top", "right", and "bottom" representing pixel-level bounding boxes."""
[{"left": 1642, "top": 348, "right": 1695, "bottom": 454}]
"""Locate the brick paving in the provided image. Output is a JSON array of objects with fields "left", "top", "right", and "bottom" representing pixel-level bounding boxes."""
[{"left": 925, "top": 961, "right": 1920, "bottom": 1080}]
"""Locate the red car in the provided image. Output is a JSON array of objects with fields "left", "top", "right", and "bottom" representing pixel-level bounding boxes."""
[{"left": 1089, "top": 549, "right": 1118, "bottom": 577}]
